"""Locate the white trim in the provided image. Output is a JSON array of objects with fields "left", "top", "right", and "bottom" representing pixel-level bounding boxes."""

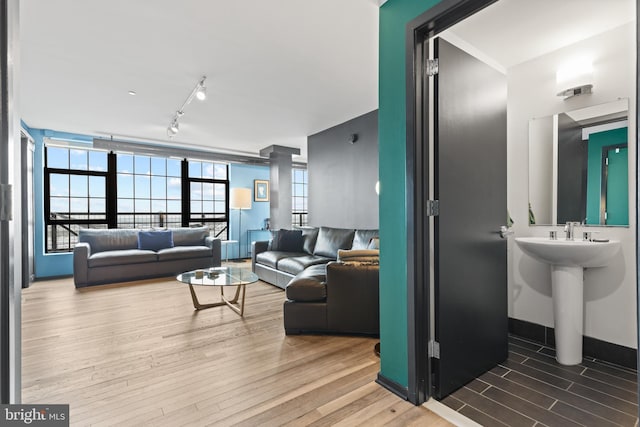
[{"left": 423, "top": 399, "right": 483, "bottom": 427}]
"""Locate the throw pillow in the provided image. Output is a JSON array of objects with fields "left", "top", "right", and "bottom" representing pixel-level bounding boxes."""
[
  {"left": 138, "top": 230, "right": 174, "bottom": 251},
  {"left": 269, "top": 229, "right": 304, "bottom": 252},
  {"left": 367, "top": 237, "right": 380, "bottom": 250},
  {"left": 352, "top": 229, "right": 379, "bottom": 250}
]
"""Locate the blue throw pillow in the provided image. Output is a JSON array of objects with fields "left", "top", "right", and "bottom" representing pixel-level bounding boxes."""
[{"left": 138, "top": 230, "right": 174, "bottom": 251}]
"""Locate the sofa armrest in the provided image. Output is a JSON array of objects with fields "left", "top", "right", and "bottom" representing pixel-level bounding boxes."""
[
  {"left": 251, "top": 240, "right": 269, "bottom": 271},
  {"left": 73, "top": 242, "right": 91, "bottom": 287},
  {"left": 325, "top": 261, "right": 379, "bottom": 335},
  {"left": 205, "top": 237, "right": 222, "bottom": 267}
]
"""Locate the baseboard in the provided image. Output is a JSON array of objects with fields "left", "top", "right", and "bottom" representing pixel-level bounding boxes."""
[
  {"left": 508, "top": 317, "right": 637, "bottom": 370},
  {"left": 376, "top": 373, "right": 409, "bottom": 401}
]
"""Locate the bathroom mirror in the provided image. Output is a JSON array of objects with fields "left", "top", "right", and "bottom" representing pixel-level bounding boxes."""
[{"left": 528, "top": 98, "right": 629, "bottom": 226}]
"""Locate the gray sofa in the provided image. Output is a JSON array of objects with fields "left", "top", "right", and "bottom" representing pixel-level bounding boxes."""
[
  {"left": 73, "top": 226, "right": 221, "bottom": 288},
  {"left": 251, "top": 226, "right": 378, "bottom": 289}
]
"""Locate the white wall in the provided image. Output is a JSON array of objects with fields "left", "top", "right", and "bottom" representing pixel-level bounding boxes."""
[{"left": 508, "top": 23, "right": 637, "bottom": 348}]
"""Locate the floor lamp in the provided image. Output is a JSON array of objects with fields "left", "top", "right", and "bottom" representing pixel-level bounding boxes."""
[{"left": 230, "top": 188, "right": 252, "bottom": 259}]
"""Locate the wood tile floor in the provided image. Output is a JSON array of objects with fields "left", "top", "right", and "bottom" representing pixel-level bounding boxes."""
[
  {"left": 21, "top": 268, "right": 451, "bottom": 427},
  {"left": 442, "top": 335, "right": 639, "bottom": 427}
]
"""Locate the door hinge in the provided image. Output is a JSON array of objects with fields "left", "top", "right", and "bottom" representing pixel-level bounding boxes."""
[
  {"left": 426, "top": 200, "right": 440, "bottom": 216},
  {"left": 428, "top": 340, "right": 440, "bottom": 359},
  {"left": 425, "top": 59, "right": 439, "bottom": 76},
  {"left": 0, "top": 184, "right": 12, "bottom": 221}
]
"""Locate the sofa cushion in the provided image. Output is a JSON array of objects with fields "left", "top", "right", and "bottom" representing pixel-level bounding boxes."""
[
  {"left": 352, "top": 229, "right": 379, "bottom": 250},
  {"left": 368, "top": 237, "right": 380, "bottom": 250},
  {"left": 88, "top": 249, "right": 157, "bottom": 267},
  {"left": 138, "top": 230, "right": 174, "bottom": 251},
  {"left": 171, "top": 226, "right": 208, "bottom": 246},
  {"left": 277, "top": 255, "right": 333, "bottom": 276},
  {"left": 299, "top": 227, "right": 319, "bottom": 254},
  {"left": 313, "top": 227, "right": 355, "bottom": 259},
  {"left": 256, "top": 251, "right": 305, "bottom": 268},
  {"left": 79, "top": 228, "right": 139, "bottom": 253},
  {"left": 269, "top": 229, "right": 304, "bottom": 252},
  {"left": 157, "top": 246, "right": 212, "bottom": 262},
  {"left": 286, "top": 264, "right": 327, "bottom": 301}
]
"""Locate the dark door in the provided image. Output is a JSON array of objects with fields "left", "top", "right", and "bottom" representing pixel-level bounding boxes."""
[
  {"left": 557, "top": 113, "right": 587, "bottom": 223},
  {"left": 604, "top": 146, "right": 628, "bottom": 225},
  {"left": 432, "top": 38, "right": 508, "bottom": 399}
]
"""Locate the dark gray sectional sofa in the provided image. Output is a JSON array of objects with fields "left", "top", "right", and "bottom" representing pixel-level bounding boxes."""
[
  {"left": 251, "top": 226, "right": 378, "bottom": 289},
  {"left": 252, "top": 226, "right": 380, "bottom": 335},
  {"left": 73, "top": 226, "right": 221, "bottom": 287}
]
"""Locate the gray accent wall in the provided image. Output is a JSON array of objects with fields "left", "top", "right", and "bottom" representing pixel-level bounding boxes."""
[{"left": 308, "top": 110, "right": 378, "bottom": 229}]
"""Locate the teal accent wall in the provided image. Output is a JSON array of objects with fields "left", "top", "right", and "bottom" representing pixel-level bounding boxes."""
[
  {"left": 229, "top": 164, "right": 271, "bottom": 258},
  {"left": 585, "top": 127, "right": 628, "bottom": 225},
  {"left": 379, "top": 0, "right": 441, "bottom": 388}
]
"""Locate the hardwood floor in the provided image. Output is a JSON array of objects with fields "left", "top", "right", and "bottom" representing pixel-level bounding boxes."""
[{"left": 21, "top": 270, "right": 451, "bottom": 426}]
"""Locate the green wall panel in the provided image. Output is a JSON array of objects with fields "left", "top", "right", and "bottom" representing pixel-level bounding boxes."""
[
  {"left": 585, "top": 127, "right": 628, "bottom": 225},
  {"left": 379, "top": 0, "right": 441, "bottom": 388}
]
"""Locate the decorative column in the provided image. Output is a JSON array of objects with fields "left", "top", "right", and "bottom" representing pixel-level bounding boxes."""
[{"left": 259, "top": 145, "right": 300, "bottom": 230}]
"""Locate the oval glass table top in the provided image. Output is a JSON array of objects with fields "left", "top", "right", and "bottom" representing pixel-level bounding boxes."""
[{"left": 177, "top": 267, "right": 259, "bottom": 287}]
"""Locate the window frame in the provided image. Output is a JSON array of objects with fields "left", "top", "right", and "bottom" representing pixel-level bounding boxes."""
[
  {"left": 44, "top": 146, "right": 232, "bottom": 253},
  {"left": 44, "top": 147, "right": 110, "bottom": 252},
  {"left": 292, "top": 167, "right": 308, "bottom": 227}
]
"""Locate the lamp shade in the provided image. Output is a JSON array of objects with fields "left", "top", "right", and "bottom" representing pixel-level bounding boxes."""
[{"left": 230, "top": 188, "right": 252, "bottom": 210}]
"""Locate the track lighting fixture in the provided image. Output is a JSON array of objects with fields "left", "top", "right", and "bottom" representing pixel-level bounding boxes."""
[
  {"left": 196, "top": 79, "right": 207, "bottom": 101},
  {"left": 166, "top": 75, "right": 207, "bottom": 138},
  {"left": 167, "top": 118, "right": 179, "bottom": 136}
]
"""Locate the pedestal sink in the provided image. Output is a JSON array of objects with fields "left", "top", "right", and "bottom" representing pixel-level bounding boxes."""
[{"left": 515, "top": 237, "right": 621, "bottom": 365}]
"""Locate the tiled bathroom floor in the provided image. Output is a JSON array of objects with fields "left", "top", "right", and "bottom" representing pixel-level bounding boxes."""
[{"left": 441, "top": 335, "right": 638, "bottom": 427}]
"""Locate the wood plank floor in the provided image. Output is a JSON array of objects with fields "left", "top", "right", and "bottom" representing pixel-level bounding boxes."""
[
  {"left": 21, "top": 266, "right": 451, "bottom": 427},
  {"left": 442, "top": 335, "right": 639, "bottom": 427}
]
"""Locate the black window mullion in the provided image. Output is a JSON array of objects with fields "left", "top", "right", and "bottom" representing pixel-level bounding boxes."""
[
  {"left": 181, "top": 159, "right": 189, "bottom": 227},
  {"left": 107, "top": 152, "right": 117, "bottom": 228}
]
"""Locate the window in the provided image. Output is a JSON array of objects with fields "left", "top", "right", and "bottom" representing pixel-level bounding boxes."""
[
  {"left": 116, "top": 154, "right": 183, "bottom": 229},
  {"left": 187, "top": 160, "right": 229, "bottom": 238},
  {"left": 45, "top": 146, "right": 108, "bottom": 252},
  {"left": 292, "top": 168, "right": 308, "bottom": 226},
  {"left": 44, "top": 144, "right": 231, "bottom": 253}
]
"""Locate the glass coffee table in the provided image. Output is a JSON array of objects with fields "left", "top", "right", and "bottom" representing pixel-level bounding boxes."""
[{"left": 177, "top": 267, "right": 259, "bottom": 316}]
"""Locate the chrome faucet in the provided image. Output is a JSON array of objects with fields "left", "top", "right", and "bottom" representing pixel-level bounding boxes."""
[{"left": 565, "top": 221, "right": 580, "bottom": 240}]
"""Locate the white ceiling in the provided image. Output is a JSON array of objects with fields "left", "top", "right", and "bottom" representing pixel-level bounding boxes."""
[
  {"left": 19, "top": 0, "right": 380, "bottom": 162},
  {"left": 20, "top": 0, "right": 634, "bottom": 163},
  {"left": 445, "top": 0, "right": 635, "bottom": 70}
]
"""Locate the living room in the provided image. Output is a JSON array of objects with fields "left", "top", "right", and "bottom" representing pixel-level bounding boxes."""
[{"left": 4, "top": 1, "right": 640, "bottom": 426}]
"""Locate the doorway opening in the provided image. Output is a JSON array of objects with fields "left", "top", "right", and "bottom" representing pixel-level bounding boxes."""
[{"left": 406, "top": 0, "right": 639, "bottom": 425}]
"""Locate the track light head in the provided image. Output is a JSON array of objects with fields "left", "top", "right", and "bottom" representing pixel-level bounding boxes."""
[
  {"left": 167, "top": 119, "right": 179, "bottom": 137},
  {"left": 196, "top": 80, "right": 207, "bottom": 101}
]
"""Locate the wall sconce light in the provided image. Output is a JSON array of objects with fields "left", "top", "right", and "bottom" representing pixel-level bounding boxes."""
[
  {"left": 166, "top": 75, "right": 207, "bottom": 137},
  {"left": 556, "top": 58, "right": 593, "bottom": 99},
  {"left": 348, "top": 133, "right": 359, "bottom": 144}
]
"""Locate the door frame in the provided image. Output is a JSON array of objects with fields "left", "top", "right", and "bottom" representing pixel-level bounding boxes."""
[
  {"left": 404, "top": 0, "right": 498, "bottom": 405},
  {"left": 404, "top": 0, "right": 640, "bottom": 408},
  {"left": 601, "top": 143, "right": 628, "bottom": 225}
]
